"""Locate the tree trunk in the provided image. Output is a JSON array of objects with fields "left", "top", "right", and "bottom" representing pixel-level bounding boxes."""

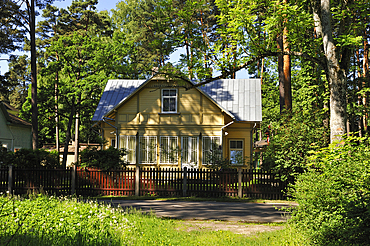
[
  {"left": 55, "top": 69, "right": 59, "bottom": 156},
  {"left": 74, "top": 111, "right": 79, "bottom": 165},
  {"left": 313, "top": 0, "right": 347, "bottom": 143},
  {"left": 363, "top": 28, "right": 369, "bottom": 132},
  {"left": 277, "top": 35, "right": 285, "bottom": 113},
  {"left": 283, "top": 21, "right": 292, "bottom": 111},
  {"left": 62, "top": 104, "right": 75, "bottom": 168},
  {"left": 30, "top": 0, "right": 38, "bottom": 149}
]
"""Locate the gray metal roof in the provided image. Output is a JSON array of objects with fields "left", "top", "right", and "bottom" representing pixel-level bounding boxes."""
[
  {"left": 93, "top": 78, "right": 262, "bottom": 122},
  {"left": 92, "top": 79, "right": 146, "bottom": 121},
  {"left": 199, "top": 79, "right": 262, "bottom": 122}
]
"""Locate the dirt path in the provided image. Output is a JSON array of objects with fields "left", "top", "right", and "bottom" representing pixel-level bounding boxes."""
[{"left": 178, "top": 221, "right": 284, "bottom": 236}]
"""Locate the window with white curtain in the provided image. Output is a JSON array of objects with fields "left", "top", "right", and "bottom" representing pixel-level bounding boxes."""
[
  {"left": 181, "top": 136, "right": 198, "bottom": 165},
  {"left": 160, "top": 136, "right": 178, "bottom": 164},
  {"left": 202, "top": 136, "right": 221, "bottom": 165},
  {"left": 119, "top": 136, "right": 136, "bottom": 164},
  {"left": 139, "top": 136, "right": 157, "bottom": 164}
]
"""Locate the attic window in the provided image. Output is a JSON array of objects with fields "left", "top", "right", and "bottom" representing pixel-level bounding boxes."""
[{"left": 162, "top": 89, "right": 177, "bottom": 113}]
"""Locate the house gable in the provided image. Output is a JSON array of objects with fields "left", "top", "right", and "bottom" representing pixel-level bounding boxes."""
[{"left": 113, "top": 79, "right": 225, "bottom": 127}]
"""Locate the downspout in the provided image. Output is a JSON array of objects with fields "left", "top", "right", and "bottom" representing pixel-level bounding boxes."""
[
  {"left": 250, "top": 123, "right": 257, "bottom": 167},
  {"left": 103, "top": 117, "right": 118, "bottom": 148},
  {"left": 221, "top": 120, "right": 234, "bottom": 159}
]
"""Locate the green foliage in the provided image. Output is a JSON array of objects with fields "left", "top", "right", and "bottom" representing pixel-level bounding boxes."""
[
  {"left": 0, "top": 1, "right": 24, "bottom": 54},
  {"left": 0, "top": 195, "right": 129, "bottom": 245},
  {"left": 0, "top": 146, "right": 13, "bottom": 167},
  {"left": 79, "top": 146, "right": 128, "bottom": 170},
  {"left": 0, "top": 148, "right": 59, "bottom": 168},
  {"left": 290, "top": 135, "right": 370, "bottom": 245},
  {"left": 111, "top": 0, "right": 219, "bottom": 80},
  {"left": 263, "top": 110, "right": 329, "bottom": 181},
  {"left": 259, "top": 55, "right": 329, "bottom": 180}
]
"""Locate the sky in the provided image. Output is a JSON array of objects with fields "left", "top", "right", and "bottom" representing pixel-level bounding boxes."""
[{"left": 0, "top": 0, "right": 249, "bottom": 79}]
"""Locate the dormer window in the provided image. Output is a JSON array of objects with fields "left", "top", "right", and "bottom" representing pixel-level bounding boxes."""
[{"left": 162, "top": 89, "right": 177, "bottom": 113}]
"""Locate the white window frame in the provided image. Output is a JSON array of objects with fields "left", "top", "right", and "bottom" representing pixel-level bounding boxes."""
[
  {"left": 120, "top": 136, "right": 136, "bottom": 164},
  {"left": 139, "top": 136, "right": 157, "bottom": 164},
  {"left": 181, "top": 136, "right": 198, "bottom": 167},
  {"left": 202, "top": 136, "right": 221, "bottom": 165},
  {"left": 161, "top": 89, "right": 177, "bottom": 113},
  {"left": 229, "top": 139, "right": 244, "bottom": 165},
  {"left": 160, "top": 136, "right": 178, "bottom": 164}
]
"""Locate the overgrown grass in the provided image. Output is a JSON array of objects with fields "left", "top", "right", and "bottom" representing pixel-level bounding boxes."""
[
  {"left": 0, "top": 194, "right": 307, "bottom": 245},
  {"left": 0, "top": 194, "right": 129, "bottom": 245}
]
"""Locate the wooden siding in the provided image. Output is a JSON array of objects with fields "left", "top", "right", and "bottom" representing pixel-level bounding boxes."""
[
  {"left": 139, "top": 88, "right": 161, "bottom": 113},
  {"left": 178, "top": 88, "right": 201, "bottom": 112}
]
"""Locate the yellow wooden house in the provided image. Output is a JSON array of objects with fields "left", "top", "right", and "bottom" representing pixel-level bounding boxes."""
[{"left": 92, "top": 74, "right": 262, "bottom": 169}]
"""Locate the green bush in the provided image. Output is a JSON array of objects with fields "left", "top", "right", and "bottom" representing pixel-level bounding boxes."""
[
  {"left": 0, "top": 148, "right": 60, "bottom": 168},
  {"left": 290, "top": 135, "right": 370, "bottom": 245},
  {"left": 263, "top": 110, "right": 329, "bottom": 181},
  {"left": 79, "top": 146, "right": 128, "bottom": 170}
]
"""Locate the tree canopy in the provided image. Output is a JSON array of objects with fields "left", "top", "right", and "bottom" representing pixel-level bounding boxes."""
[{"left": 1, "top": 0, "right": 369, "bottom": 171}]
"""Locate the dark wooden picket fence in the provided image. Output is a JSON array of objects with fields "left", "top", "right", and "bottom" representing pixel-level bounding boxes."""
[{"left": 0, "top": 167, "right": 288, "bottom": 199}]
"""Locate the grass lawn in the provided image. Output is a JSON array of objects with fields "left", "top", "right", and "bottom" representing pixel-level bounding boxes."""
[{"left": 0, "top": 194, "right": 307, "bottom": 245}]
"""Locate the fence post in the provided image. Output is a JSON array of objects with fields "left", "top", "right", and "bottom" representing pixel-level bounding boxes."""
[
  {"left": 135, "top": 166, "right": 140, "bottom": 196},
  {"left": 183, "top": 167, "right": 187, "bottom": 197},
  {"left": 8, "top": 165, "right": 13, "bottom": 195},
  {"left": 71, "top": 165, "right": 76, "bottom": 195},
  {"left": 238, "top": 167, "right": 242, "bottom": 198}
]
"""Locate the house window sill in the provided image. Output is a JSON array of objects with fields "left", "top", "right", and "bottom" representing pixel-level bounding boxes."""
[{"left": 158, "top": 112, "right": 181, "bottom": 115}]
